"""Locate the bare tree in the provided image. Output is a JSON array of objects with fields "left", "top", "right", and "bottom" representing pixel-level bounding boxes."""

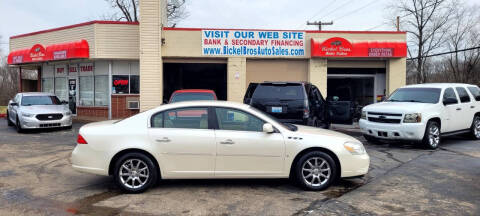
[
  {"left": 0, "top": 35, "right": 19, "bottom": 105},
  {"left": 444, "top": 4, "right": 480, "bottom": 83},
  {"left": 104, "top": 0, "right": 188, "bottom": 27},
  {"left": 390, "top": 0, "right": 453, "bottom": 83}
]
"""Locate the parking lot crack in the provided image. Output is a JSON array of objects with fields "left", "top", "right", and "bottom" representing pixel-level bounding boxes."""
[{"left": 439, "top": 147, "right": 479, "bottom": 158}]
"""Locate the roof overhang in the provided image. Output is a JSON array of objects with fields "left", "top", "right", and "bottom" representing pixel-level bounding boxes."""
[{"left": 8, "top": 40, "right": 89, "bottom": 65}]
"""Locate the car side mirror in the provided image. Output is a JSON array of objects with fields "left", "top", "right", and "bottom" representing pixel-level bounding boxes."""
[
  {"left": 263, "top": 123, "right": 275, "bottom": 133},
  {"left": 332, "top": 96, "right": 339, "bottom": 101},
  {"left": 443, "top": 98, "right": 457, "bottom": 105},
  {"left": 10, "top": 102, "right": 18, "bottom": 107},
  {"left": 476, "top": 95, "right": 480, "bottom": 101},
  {"left": 61, "top": 100, "right": 68, "bottom": 104}
]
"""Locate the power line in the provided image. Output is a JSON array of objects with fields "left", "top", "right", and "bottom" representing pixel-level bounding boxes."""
[
  {"left": 297, "top": 0, "right": 337, "bottom": 29},
  {"left": 332, "top": 0, "right": 377, "bottom": 21},
  {"left": 366, "top": 23, "right": 388, "bottom": 31},
  {"left": 318, "top": 0, "right": 356, "bottom": 21},
  {"left": 407, "top": 47, "right": 480, "bottom": 60}
]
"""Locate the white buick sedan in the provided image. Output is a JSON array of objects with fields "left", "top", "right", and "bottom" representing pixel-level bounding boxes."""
[{"left": 72, "top": 101, "right": 369, "bottom": 193}]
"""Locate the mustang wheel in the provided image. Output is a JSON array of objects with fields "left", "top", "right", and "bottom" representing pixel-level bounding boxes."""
[
  {"left": 422, "top": 121, "right": 440, "bottom": 149},
  {"left": 15, "top": 116, "right": 24, "bottom": 133},
  {"left": 469, "top": 116, "right": 480, "bottom": 140},
  {"left": 6, "top": 112, "right": 13, "bottom": 126},
  {"left": 294, "top": 151, "right": 337, "bottom": 191},
  {"left": 114, "top": 152, "right": 158, "bottom": 193}
]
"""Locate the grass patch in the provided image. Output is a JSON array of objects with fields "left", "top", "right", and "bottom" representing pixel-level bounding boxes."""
[{"left": 0, "top": 106, "right": 6, "bottom": 114}]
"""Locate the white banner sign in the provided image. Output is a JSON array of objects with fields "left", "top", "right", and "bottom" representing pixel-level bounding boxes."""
[{"left": 202, "top": 30, "right": 305, "bottom": 57}]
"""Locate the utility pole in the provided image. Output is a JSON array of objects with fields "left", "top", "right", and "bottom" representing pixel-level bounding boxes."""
[
  {"left": 306, "top": 21, "right": 333, "bottom": 31},
  {"left": 396, "top": 16, "right": 400, "bottom": 31}
]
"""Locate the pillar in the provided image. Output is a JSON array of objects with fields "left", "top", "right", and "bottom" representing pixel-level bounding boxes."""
[
  {"left": 308, "top": 58, "right": 328, "bottom": 96},
  {"left": 227, "top": 57, "right": 247, "bottom": 102},
  {"left": 139, "top": 0, "right": 167, "bottom": 111},
  {"left": 386, "top": 58, "right": 407, "bottom": 95}
]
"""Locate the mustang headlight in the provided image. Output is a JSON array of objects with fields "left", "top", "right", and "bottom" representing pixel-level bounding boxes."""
[
  {"left": 361, "top": 111, "right": 367, "bottom": 120},
  {"left": 403, "top": 113, "right": 422, "bottom": 123},
  {"left": 343, "top": 141, "right": 366, "bottom": 155},
  {"left": 65, "top": 111, "right": 72, "bottom": 116},
  {"left": 21, "top": 112, "right": 34, "bottom": 118}
]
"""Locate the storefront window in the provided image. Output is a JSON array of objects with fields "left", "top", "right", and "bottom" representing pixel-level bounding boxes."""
[
  {"left": 79, "top": 76, "right": 94, "bottom": 106},
  {"left": 54, "top": 77, "right": 68, "bottom": 102},
  {"left": 95, "top": 75, "right": 109, "bottom": 106},
  {"left": 42, "top": 78, "right": 54, "bottom": 94},
  {"left": 112, "top": 75, "right": 129, "bottom": 94},
  {"left": 130, "top": 75, "right": 139, "bottom": 94},
  {"left": 112, "top": 75, "right": 139, "bottom": 94}
]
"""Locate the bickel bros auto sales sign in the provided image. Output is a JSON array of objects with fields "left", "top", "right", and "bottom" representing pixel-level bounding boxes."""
[{"left": 202, "top": 30, "right": 306, "bottom": 57}]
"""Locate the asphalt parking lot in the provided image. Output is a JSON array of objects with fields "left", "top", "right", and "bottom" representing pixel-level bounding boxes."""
[{"left": 0, "top": 119, "right": 479, "bottom": 216}]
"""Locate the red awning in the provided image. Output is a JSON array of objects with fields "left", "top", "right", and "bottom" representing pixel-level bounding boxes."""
[
  {"left": 311, "top": 37, "right": 407, "bottom": 58},
  {"left": 8, "top": 40, "right": 89, "bottom": 65}
]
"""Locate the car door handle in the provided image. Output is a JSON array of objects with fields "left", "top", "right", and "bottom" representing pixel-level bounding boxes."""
[
  {"left": 456, "top": 108, "right": 462, "bottom": 111},
  {"left": 155, "top": 137, "right": 171, "bottom": 143},
  {"left": 220, "top": 139, "right": 235, "bottom": 145},
  {"left": 471, "top": 106, "right": 475, "bottom": 109}
]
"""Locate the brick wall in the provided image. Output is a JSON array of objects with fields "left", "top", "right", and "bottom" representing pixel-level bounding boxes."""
[
  {"left": 112, "top": 95, "right": 140, "bottom": 119},
  {"left": 77, "top": 106, "right": 108, "bottom": 120}
]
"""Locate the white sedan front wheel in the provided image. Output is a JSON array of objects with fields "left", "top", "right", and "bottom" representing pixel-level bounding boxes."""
[
  {"left": 114, "top": 152, "right": 158, "bottom": 193},
  {"left": 294, "top": 151, "right": 337, "bottom": 191}
]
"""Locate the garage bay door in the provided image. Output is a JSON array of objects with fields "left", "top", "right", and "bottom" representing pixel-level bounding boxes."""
[{"left": 246, "top": 59, "right": 308, "bottom": 87}]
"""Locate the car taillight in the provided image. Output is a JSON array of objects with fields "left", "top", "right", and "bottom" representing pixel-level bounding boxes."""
[
  {"left": 304, "top": 100, "right": 310, "bottom": 118},
  {"left": 303, "top": 108, "right": 310, "bottom": 118},
  {"left": 77, "top": 134, "right": 88, "bottom": 144}
]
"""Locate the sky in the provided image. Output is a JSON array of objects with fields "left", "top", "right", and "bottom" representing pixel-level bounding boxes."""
[{"left": 0, "top": 0, "right": 477, "bottom": 54}]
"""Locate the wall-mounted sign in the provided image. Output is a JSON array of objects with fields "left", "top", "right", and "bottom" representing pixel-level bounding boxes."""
[
  {"left": 29, "top": 44, "right": 46, "bottom": 61},
  {"left": 314, "top": 37, "right": 353, "bottom": 57},
  {"left": 56, "top": 67, "right": 65, "bottom": 74},
  {"left": 368, "top": 48, "right": 393, "bottom": 57},
  {"left": 53, "top": 50, "right": 67, "bottom": 60},
  {"left": 311, "top": 37, "right": 407, "bottom": 58},
  {"left": 202, "top": 30, "right": 305, "bottom": 57},
  {"left": 68, "top": 65, "right": 78, "bottom": 75},
  {"left": 79, "top": 63, "right": 93, "bottom": 73},
  {"left": 12, "top": 56, "right": 23, "bottom": 64}
]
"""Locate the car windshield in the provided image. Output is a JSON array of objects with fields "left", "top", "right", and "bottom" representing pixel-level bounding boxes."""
[
  {"left": 386, "top": 88, "right": 441, "bottom": 104},
  {"left": 252, "top": 83, "right": 305, "bottom": 100},
  {"left": 21, "top": 96, "right": 62, "bottom": 106},
  {"left": 248, "top": 106, "right": 298, "bottom": 131},
  {"left": 170, "top": 92, "right": 215, "bottom": 103}
]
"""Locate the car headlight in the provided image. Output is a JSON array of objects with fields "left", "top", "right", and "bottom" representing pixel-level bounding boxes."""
[
  {"left": 65, "top": 111, "right": 72, "bottom": 116},
  {"left": 21, "top": 112, "right": 34, "bottom": 118},
  {"left": 403, "top": 113, "right": 422, "bottom": 123},
  {"left": 344, "top": 141, "right": 366, "bottom": 155},
  {"left": 361, "top": 111, "right": 367, "bottom": 120}
]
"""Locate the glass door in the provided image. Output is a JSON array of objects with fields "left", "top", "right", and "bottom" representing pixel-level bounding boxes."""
[{"left": 68, "top": 78, "right": 77, "bottom": 115}]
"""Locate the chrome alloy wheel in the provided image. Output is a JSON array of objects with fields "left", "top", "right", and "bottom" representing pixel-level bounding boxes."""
[
  {"left": 474, "top": 118, "right": 480, "bottom": 139},
  {"left": 119, "top": 159, "right": 150, "bottom": 189},
  {"left": 428, "top": 124, "right": 440, "bottom": 148},
  {"left": 301, "top": 157, "right": 331, "bottom": 187}
]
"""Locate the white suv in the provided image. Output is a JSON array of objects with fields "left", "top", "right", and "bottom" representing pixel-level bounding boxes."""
[{"left": 359, "top": 83, "right": 480, "bottom": 149}]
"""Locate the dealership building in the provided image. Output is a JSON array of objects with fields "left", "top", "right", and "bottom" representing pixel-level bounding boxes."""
[{"left": 8, "top": 0, "right": 407, "bottom": 120}]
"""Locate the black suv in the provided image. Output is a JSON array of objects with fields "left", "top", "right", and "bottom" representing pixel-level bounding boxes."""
[{"left": 244, "top": 82, "right": 330, "bottom": 128}]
